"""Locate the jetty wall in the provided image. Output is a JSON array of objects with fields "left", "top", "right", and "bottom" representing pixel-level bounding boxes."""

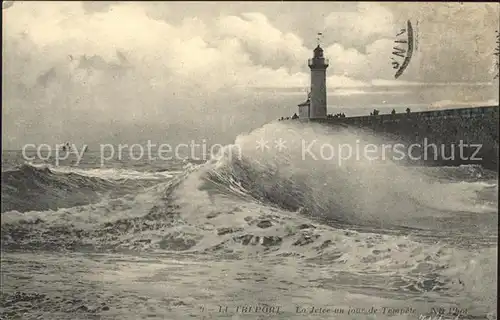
[{"left": 311, "top": 106, "right": 499, "bottom": 171}]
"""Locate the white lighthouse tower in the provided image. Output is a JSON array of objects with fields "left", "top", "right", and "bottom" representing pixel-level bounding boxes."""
[{"left": 308, "top": 42, "right": 329, "bottom": 119}]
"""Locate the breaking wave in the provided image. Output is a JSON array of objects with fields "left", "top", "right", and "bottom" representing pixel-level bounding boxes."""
[
  {"left": 0, "top": 164, "right": 179, "bottom": 214},
  {"left": 1, "top": 121, "right": 497, "bottom": 314},
  {"left": 202, "top": 122, "right": 498, "bottom": 225}
]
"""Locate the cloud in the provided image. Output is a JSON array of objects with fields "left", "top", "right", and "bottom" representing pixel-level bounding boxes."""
[
  {"left": 2, "top": 2, "right": 499, "bottom": 149},
  {"left": 324, "top": 3, "right": 394, "bottom": 49},
  {"left": 331, "top": 89, "right": 408, "bottom": 96},
  {"left": 323, "top": 39, "right": 396, "bottom": 80},
  {"left": 215, "top": 12, "right": 309, "bottom": 71}
]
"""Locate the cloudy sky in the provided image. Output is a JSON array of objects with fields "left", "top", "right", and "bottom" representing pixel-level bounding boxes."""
[{"left": 2, "top": 1, "right": 499, "bottom": 149}]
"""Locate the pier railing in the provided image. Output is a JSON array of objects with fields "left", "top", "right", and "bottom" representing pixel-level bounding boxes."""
[{"left": 325, "top": 106, "right": 498, "bottom": 124}]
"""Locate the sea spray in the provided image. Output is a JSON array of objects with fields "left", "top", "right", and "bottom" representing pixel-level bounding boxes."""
[{"left": 201, "top": 121, "right": 495, "bottom": 227}]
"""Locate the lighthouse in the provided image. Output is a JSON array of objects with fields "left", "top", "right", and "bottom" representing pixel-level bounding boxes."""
[{"left": 308, "top": 44, "right": 329, "bottom": 119}]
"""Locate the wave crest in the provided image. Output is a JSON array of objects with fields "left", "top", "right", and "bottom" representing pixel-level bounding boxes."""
[
  {"left": 2, "top": 164, "right": 130, "bottom": 213},
  {"left": 200, "top": 121, "right": 497, "bottom": 226}
]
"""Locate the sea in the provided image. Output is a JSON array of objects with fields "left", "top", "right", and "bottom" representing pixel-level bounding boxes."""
[{"left": 1, "top": 121, "right": 498, "bottom": 320}]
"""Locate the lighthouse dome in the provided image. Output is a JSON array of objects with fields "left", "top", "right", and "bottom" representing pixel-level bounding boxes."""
[{"left": 313, "top": 45, "right": 324, "bottom": 58}]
